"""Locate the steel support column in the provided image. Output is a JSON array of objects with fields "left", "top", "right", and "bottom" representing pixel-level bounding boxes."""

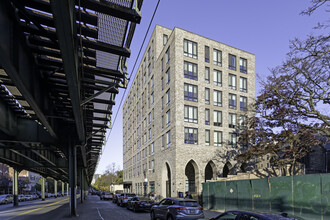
[
  {"left": 69, "top": 144, "right": 77, "bottom": 216},
  {"left": 54, "top": 179, "right": 57, "bottom": 198},
  {"left": 12, "top": 168, "right": 18, "bottom": 206},
  {"left": 80, "top": 169, "right": 84, "bottom": 203},
  {"left": 85, "top": 178, "right": 89, "bottom": 199},
  {"left": 41, "top": 177, "right": 45, "bottom": 201},
  {"left": 62, "top": 181, "right": 64, "bottom": 196}
]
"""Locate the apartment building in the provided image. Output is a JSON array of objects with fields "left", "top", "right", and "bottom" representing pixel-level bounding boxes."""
[{"left": 122, "top": 25, "right": 255, "bottom": 198}]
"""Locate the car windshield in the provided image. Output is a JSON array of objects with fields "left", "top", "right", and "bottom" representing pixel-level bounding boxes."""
[
  {"left": 127, "top": 194, "right": 136, "bottom": 197},
  {"left": 179, "top": 201, "right": 199, "bottom": 207}
]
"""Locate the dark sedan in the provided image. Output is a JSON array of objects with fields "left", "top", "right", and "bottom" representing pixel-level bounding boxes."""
[
  {"left": 127, "top": 196, "right": 153, "bottom": 212},
  {"left": 150, "top": 198, "right": 204, "bottom": 220},
  {"left": 209, "top": 210, "right": 302, "bottom": 220},
  {"left": 112, "top": 194, "right": 120, "bottom": 204}
]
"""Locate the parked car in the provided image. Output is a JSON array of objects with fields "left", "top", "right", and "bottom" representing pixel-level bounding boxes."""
[
  {"left": 24, "top": 195, "right": 33, "bottom": 201},
  {"left": 31, "top": 193, "right": 39, "bottom": 200},
  {"left": 100, "top": 192, "right": 113, "bottom": 200},
  {"left": 127, "top": 196, "right": 153, "bottom": 212},
  {"left": 0, "top": 194, "right": 13, "bottom": 204},
  {"left": 150, "top": 198, "right": 204, "bottom": 220},
  {"left": 118, "top": 193, "right": 136, "bottom": 207},
  {"left": 18, "top": 194, "right": 25, "bottom": 202},
  {"left": 112, "top": 194, "right": 120, "bottom": 204},
  {"left": 209, "top": 210, "right": 301, "bottom": 220}
]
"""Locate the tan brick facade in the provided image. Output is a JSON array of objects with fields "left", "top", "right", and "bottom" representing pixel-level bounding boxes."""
[{"left": 122, "top": 25, "right": 255, "bottom": 198}]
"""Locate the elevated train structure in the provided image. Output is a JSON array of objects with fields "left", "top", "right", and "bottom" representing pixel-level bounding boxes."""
[{"left": 0, "top": 0, "right": 143, "bottom": 215}]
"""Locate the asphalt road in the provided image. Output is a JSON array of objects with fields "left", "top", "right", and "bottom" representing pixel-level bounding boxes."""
[{"left": 0, "top": 195, "right": 221, "bottom": 220}]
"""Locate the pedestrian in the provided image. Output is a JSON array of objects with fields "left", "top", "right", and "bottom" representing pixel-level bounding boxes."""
[{"left": 185, "top": 191, "right": 193, "bottom": 199}]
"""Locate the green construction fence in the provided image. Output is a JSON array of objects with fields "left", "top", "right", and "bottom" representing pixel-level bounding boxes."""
[{"left": 202, "top": 173, "right": 330, "bottom": 220}]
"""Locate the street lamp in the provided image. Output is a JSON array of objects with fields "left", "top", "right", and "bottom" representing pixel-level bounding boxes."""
[
  {"left": 143, "top": 169, "right": 153, "bottom": 198},
  {"left": 110, "top": 183, "right": 114, "bottom": 193}
]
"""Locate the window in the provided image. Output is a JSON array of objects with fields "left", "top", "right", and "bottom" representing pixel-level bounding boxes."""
[
  {"left": 229, "top": 93, "right": 236, "bottom": 109},
  {"left": 229, "top": 74, "right": 237, "bottom": 90},
  {"left": 151, "top": 92, "right": 154, "bottom": 105},
  {"left": 151, "top": 160, "right": 155, "bottom": 172},
  {"left": 213, "top": 69, "right": 222, "bottom": 86},
  {"left": 166, "top": 89, "right": 170, "bottom": 105},
  {"left": 213, "top": 90, "right": 222, "bottom": 106},
  {"left": 166, "top": 130, "right": 171, "bottom": 146},
  {"left": 144, "top": 132, "right": 147, "bottom": 144},
  {"left": 184, "top": 105, "right": 198, "bottom": 123},
  {"left": 161, "top": 77, "right": 164, "bottom": 90},
  {"left": 184, "top": 39, "right": 197, "bottom": 59},
  {"left": 161, "top": 58, "right": 164, "bottom": 72},
  {"left": 142, "top": 106, "right": 145, "bottom": 117},
  {"left": 205, "top": 130, "right": 210, "bottom": 146},
  {"left": 240, "top": 77, "right": 247, "bottom": 93},
  {"left": 163, "top": 34, "right": 168, "bottom": 46},
  {"left": 205, "top": 67, "right": 210, "bottom": 83},
  {"left": 229, "top": 113, "right": 237, "bottom": 128},
  {"left": 162, "top": 115, "right": 164, "bottom": 129},
  {"left": 240, "top": 96, "right": 248, "bottom": 111},
  {"left": 228, "top": 54, "right": 236, "bottom": 70},
  {"left": 184, "top": 127, "right": 198, "bottom": 144},
  {"left": 161, "top": 96, "right": 164, "bottom": 110},
  {"left": 239, "top": 115, "right": 247, "bottom": 129},
  {"left": 205, "top": 88, "right": 210, "bottom": 104},
  {"left": 166, "top": 69, "right": 170, "bottom": 84},
  {"left": 148, "top": 47, "right": 151, "bottom": 61},
  {"left": 229, "top": 133, "right": 237, "bottom": 148},
  {"left": 162, "top": 134, "right": 165, "bottom": 149},
  {"left": 214, "top": 131, "right": 222, "bottom": 147},
  {"left": 148, "top": 64, "right": 151, "bottom": 76},
  {"left": 166, "top": 47, "right": 170, "bottom": 64},
  {"left": 143, "top": 58, "right": 146, "bottom": 71},
  {"left": 213, "top": 110, "right": 222, "bottom": 127},
  {"left": 184, "top": 61, "right": 198, "bottom": 80},
  {"left": 148, "top": 112, "right": 151, "bottom": 124},
  {"left": 149, "top": 128, "right": 151, "bottom": 140},
  {"left": 205, "top": 46, "right": 210, "bottom": 62},
  {"left": 166, "top": 110, "right": 171, "bottom": 126},
  {"left": 143, "top": 73, "right": 146, "bottom": 84},
  {"left": 205, "top": 109, "right": 210, "bottom": 125},
  {"left": 151, "top": 142, "right": 154, "bottom": 155},
  {"left": 184, "top": 83, "right": 198, "bottom": 102},
  {"left": 151, "top": 76, "right": 154, "bottom": 88},
  {"left": 213, "top": 49, "right": 222, "bottom": 66},
  {"left": 240, "top": 57, "right": 247, "bottom": 73}
]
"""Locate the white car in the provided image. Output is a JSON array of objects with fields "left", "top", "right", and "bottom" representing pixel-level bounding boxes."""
[
  {"left": 118, "top": 193, "right": 136, "bottom": 207},
  {"left": 0, "top": 194, "right": 13, "bottom": 204}
]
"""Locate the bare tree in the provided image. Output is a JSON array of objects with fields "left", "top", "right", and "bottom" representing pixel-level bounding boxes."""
[{"left": 238, "top": 1, "right": 329, "bottom": 176}]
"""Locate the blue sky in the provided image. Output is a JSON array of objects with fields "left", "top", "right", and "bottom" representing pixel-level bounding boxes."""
[{"left": 95, "top": 0, "right": 328, "bottom": 174}]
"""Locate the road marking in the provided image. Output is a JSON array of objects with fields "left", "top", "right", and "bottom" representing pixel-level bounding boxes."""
[
  {"left": 97, "top": 208, "right": 104, "bottom": 220},
  {"left": 6, "top": 198, "right": 69, "bottom": 220}
]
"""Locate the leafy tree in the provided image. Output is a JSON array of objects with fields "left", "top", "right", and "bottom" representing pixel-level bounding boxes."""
[
  {"left": 93, "top": 163, "right": 122, "bottom": 191},
  {"left": 238, "top": 1, "right": 329, "bottom": 176},
  {"left": 114, "top": 170, "right": 123, "bottom": 184}
]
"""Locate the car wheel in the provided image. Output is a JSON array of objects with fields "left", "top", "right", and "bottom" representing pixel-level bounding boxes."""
[
  {"left": 150, "top": 211, "right": 156, "bottom": 220},
  {"left": 133, "top": 206, "right": 136, "bottom": 212},
  {"left": 126, "top": 204, "right": 129, "bottom": 209},
  {"left": 167, "top": 215, "right": 173, "bottom": 220}
]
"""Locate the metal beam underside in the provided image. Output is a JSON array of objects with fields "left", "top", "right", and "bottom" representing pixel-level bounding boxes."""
[
  {"left": 50, "top": 0, "right": 85, "bottom": 146},
  {"left": 0, "top": 1, "right": 57, "bottom": 138}
]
